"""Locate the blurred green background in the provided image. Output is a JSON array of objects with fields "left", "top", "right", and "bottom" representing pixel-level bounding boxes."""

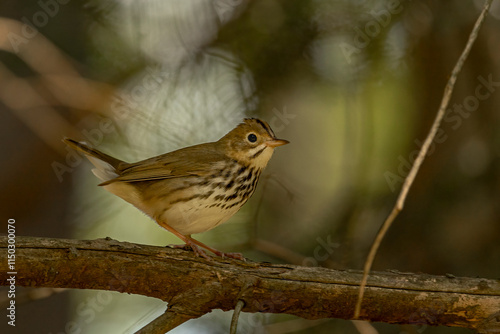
[{"left": 1, "top": 0, "right": 499, "bottom": 333}]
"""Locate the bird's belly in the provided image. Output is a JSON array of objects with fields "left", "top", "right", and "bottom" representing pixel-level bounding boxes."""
[
  {"left": 132, "top": 168, "right": 262, "bottom": 236},
  {"left": 159, "top": 197, "right": 243, "bottom": 235}
]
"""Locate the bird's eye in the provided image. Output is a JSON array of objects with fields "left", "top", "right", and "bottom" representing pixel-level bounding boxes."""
[{"left": 247, "top": 133, "right": 257, "bottom": 143}]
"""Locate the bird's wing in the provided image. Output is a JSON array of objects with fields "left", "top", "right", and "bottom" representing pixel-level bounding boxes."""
[{"left": 99, "top": 143, "right": 227, "bottom": 185}]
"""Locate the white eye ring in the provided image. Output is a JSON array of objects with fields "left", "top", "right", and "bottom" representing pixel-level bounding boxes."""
[{"left": 247, "top": 133, "right": 258, "bottom": 143}]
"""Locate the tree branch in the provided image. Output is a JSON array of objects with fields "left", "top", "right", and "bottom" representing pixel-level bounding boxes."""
[{"left": 1, "top": 236, "right": 499, "bottom": 332}]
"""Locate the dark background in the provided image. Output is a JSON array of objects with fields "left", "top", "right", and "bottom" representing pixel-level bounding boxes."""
[{"left": 1, "top": 1, "right": 499, "bottom": 333}]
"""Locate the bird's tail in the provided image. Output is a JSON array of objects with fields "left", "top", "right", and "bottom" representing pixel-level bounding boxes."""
[{"left": 63, "top": 138, "right": 123, "bottom": 183}]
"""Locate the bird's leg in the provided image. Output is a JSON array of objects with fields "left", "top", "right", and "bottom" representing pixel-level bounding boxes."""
[
  {"left": 156, "top": 221, "right": 211, "bottom": 260},
  {"left": 187, "top": 236, "right": 245, "bottom": 261},
  {"left": 157, "top": 220, "right": 244, "bottom": 261}
]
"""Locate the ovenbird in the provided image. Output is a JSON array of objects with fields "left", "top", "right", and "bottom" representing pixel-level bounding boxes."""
[{"left": 64, "top": 118, "right": 288, "bottom": 260}]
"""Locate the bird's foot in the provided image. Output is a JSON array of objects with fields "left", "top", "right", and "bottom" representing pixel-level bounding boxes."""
[
  {"left": 168, "top": 241, "right": 245, "bottom": 261},
  {"left": 211, "top": 250, "right": 246, "bottom": 261},
  {"left": 168, "top": 241, "right": 212, "bottom": 260}
]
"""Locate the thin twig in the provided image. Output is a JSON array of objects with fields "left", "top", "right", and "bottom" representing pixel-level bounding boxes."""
[
  {"left": 354, "top": 0, "right": 493, "bottom": 319},
  {"left": 135, "top": 309, "right": 195, "bottom": 334},
  {"left": 230, "top": 300, "right": 245, "bottom": 334}
]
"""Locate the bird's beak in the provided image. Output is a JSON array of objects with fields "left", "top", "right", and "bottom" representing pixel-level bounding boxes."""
[{"left": 265, "top": 138, "right": 289, "bottom": 148}]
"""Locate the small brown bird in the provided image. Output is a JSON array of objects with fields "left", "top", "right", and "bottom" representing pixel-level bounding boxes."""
[{"left": 64, "top": 118, "right": 288, "bottom": 260}]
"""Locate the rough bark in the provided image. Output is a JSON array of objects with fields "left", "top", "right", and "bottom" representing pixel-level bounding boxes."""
[{"left": 1, "top": 236, "right": 499, "bottom": 332}]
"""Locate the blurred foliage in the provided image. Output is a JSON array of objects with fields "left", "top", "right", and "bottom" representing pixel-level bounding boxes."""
[{"left": 1, "top": 0, "right": 499, "bottom": 333}]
